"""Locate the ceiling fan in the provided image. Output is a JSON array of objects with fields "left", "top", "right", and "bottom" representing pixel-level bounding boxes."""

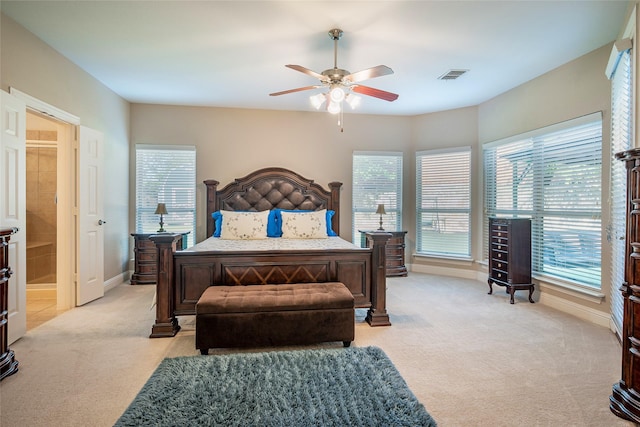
[{"left": 269, "top": 29, "right": 399, "bottom": 113}]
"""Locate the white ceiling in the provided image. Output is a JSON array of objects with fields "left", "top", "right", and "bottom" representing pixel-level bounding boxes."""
[{"left": 1, "top": 1, "right": 629, "bottom": 116}]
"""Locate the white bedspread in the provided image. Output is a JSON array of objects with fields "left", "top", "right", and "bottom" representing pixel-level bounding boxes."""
[{"left": 183, "top": 236, "right": 365, "bottom": 252}]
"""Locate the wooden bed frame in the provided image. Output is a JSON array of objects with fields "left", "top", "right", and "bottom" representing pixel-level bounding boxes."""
[{"left": 149, "top": 167, "right": 391, "bottom": 338}]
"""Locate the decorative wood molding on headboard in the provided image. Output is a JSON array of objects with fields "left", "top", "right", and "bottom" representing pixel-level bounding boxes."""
[
  {"left": 203, "top": 179, "right": 220, "bottom": 240},
  {"left": 204, "top": 168, "right": 342, "bottom": 238}
]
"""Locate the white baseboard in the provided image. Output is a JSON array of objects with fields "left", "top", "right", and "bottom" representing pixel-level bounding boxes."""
[
  {"left": 410, "top": 263, "right": 479, "bottom": 280},
  {"left": 538, "top": 292, "right": 611, "bottom": 328},
  {"left": 28, "top": 272, "right": 130, "bottom": 296},
  {"left": 104, "top": 271, "right": 130, "bottom": 292}
]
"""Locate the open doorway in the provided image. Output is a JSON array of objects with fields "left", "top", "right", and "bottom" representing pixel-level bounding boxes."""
[
  {"left": 25, "top": 111, "right": 71, "bottom": 330},
  {"left": 6, "top": 88, "right": 104, "bottom": 342}
]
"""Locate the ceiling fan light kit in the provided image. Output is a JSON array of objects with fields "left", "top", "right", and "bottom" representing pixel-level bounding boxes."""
[
  {"left": 330, "top": 86, "right": 345, "bottom": 103},
  {"left": 345, "top": 93, "right": 361, "bottom": 109},
  {"left": 310, "top": 93, "right": 326, "bottom": 109},
  {"left": 327, "top": 101, "right": 341, "bottom": 115},
  {"left": 270, "top": 28, "right": 398, "bottom": 131}
]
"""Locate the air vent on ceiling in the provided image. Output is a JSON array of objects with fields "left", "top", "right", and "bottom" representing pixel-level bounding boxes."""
[{"left": 438, "top": 69, "right": 469, "bottom": 80}]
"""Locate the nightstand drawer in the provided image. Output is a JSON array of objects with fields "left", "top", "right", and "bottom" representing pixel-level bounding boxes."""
[
  {"left": 136, "top": 251, "right": 156, "bottom": 262},
  {"left": 136, "top": 239, "right": 156, "bottom": 249},
  {"left": 131, "top": 232, "right": 189, "bottom": 285},
  {"left": 359, "top": 230, "right": 407, "bottom": 277}
]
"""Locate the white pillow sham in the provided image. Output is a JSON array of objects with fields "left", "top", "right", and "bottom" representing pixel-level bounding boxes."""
[
  {"left": 219, "top": 210, "right": 269, "bottom": 240},
  {"left": 280, "top": 209, "right": 328, "bottom": 239}
]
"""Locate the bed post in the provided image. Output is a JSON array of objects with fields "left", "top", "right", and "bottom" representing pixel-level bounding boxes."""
[
  {"left": 328, "top": 181, "right": 341, "bottom": 235},
  {"left": 149, "top": 233, "right": 182, "bottom": 338},
  {"left": 204, "top": 180, "right": 220, "bottom": 238},
  {"left": 365, "top": 232, "right": 392, "bottom": 327}
]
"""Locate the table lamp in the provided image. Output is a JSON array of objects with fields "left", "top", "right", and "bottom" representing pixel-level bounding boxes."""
[
  {"left": 376, "top": 204, "right": 386, "bottom": 231},
  {"left": 154, "top": 203, "right": 168, "bottom": 232}
]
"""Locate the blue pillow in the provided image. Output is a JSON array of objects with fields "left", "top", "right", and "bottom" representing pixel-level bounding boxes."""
[
  {"left": 266, "top": 210, "right": 279, "bottom": 237},
  {"left": 212, "top": 210, "right": 280, "bottom": 237},
  {"left": 325, "top": 209, "right": 337, "bottom": 236},
  {"left": 273, "top": 209, "right": 337, "bottom": 237},
  {"left": 212, "top": 211, "right": 223, "bottom": 237}
]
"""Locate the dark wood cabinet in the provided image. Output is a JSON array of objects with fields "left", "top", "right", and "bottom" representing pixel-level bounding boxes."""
[
  {"left": 131, "top": 233, "right": 188, "bottom": 285},
  {"left": 360, "top": 230, "right": 407, "bottom": 277},
  {"left": 0, "top": 227, "right": 19, "bottom": 380},
  {"left": 487, "top": 218, "right": 534, "bottom": 304},
  {"left": 611, "top": 148, "right": 640, "bottom": 423}
]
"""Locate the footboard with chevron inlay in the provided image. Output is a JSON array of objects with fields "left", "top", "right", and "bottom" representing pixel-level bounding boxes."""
[{"left": 173, "top": 250, "right": 372, "bottom": 316}]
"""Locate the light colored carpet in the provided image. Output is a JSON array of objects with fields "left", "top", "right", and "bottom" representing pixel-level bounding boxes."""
[{"left": 0, "top": 273, "right": 633, "bottom": 427}]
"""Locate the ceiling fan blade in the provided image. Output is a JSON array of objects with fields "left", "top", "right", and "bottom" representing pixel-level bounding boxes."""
[
  {"left": 269, "top": 86, "right": 320, "bottom": 96},
  {"left": 352, "top": 85, "right": 399, "bottom": 102},
  {"left": 344, "top": 65, "right": 393, "bottom": 83},
  {"left": 285, "top": 65, "right": 329, "bottom": 82}
]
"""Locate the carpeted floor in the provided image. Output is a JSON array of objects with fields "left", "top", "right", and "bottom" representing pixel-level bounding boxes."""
[
  {"left": 0, "top": 272, "right": 634, "bottom": 426},
  {"left": 115, "top": 346, "right": 436, "bottom": 426}
]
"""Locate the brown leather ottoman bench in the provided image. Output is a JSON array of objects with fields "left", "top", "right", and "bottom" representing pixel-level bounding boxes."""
[{"left": 196, "top": 282, "right": 354, "bottom": 354}]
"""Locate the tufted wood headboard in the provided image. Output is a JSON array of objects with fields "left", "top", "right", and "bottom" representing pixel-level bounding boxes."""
[{"left": 204, "top": 167, "right": 342, "bottom": 238}]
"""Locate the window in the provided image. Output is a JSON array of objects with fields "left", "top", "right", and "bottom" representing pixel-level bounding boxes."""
[
  {"left": 352, "top": 152, "right": 403, "bottom": 243},
  {"left": 416, "top": 147, "right": 471, "bottom": 257},
  {"left": 483, "top": 113, "right": 602, "bottom": 288},
  {"left": 135, "top": 145, "right": 196, "bottom": 247},
  {"left": 610, "top": 48, "right": 632, "bottom": 334}
]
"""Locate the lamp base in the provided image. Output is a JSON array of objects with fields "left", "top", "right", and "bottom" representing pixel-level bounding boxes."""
[{"left": 157, "top": 215, "right": 165, "bottom": 233}]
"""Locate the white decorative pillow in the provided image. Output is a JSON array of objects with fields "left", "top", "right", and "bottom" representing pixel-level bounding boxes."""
[
  {"left": 280, "top": 210, "right": 328, "bottom": 239},
  {"left": 219, "top": 210, "right": 269, "bottom": 240}
]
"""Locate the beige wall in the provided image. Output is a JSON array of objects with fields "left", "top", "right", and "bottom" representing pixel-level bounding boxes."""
[
  {"left": 130, "top": 104, "right": 412, "bottom": 242},
  {"left": 1, "top": 13, "right": 131, "bottom": 281},
  {"left": 478, "top": 44, "right": 612, "bottom": 143}
]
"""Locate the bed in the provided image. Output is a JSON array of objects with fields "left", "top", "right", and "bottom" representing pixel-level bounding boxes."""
[{"left": 148, "top": 167, "right": 391, "bottom": 338}]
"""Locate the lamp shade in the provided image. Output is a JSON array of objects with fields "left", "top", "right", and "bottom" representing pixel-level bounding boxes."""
[
  {"left": 154, "top": 203, "right": 168, "bottom": 215},
  {"left": 375, "top": 204, "right": 386, "bottom": 215}
]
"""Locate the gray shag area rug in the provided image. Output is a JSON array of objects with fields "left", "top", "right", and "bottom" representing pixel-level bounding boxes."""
[{"left": 114, "top": 346, "right": 436, "bottom": 426}]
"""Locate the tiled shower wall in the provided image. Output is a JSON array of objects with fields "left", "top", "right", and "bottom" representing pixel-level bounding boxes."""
[{"left": 26, "top": 144, "right": 57, "bottom": 284}]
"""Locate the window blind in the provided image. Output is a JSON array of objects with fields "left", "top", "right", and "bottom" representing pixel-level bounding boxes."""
[
  {"left": 484, "top": 113, "right": 602, "bottom": 288},
  {"left": 135, "top": 145, "right": 196, "bottom": 247},
  {"left": 610, "top": 49, "right": 632, "bottom": 335},
  {"left": 416, "top": 147, "right": 471, "bottom": 257},
  {"left": 352, "top": 152, "right": 403, "bottom": 243}
]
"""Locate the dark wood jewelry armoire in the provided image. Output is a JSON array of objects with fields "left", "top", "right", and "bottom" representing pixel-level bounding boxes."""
[{"left": 487, "top": 217, "right": 534, "bottom": 304}]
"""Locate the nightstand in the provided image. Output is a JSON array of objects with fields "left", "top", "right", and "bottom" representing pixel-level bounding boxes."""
[
  {"left": 359, "top": 230, "right": 408, "bottom": 277},
  {"left": 130, "top": 232, "right": 189, "bottom": 285}
]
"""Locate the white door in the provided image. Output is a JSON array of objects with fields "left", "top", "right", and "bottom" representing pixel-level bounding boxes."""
[
  {"left": 76, "top": 126, "right": 104, "bottom": 305},
  {"left": 0, "top": 90, "right": 27, "bottom": 344}
]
